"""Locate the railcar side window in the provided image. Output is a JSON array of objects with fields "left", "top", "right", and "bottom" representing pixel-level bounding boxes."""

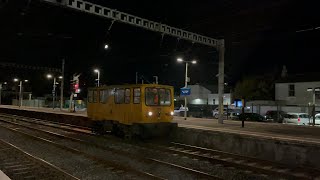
[
  {"left": 125, "top": 89, "right": 131, "bottom": 104},
  {"left": 93, "top": 90, "right": 98, "bottom": 103},
  {"left": 100, "top": 90, "right": 109, "bottom": 103},
  {"left": 115, "top": 88, "right": 125, "bottom": 104},
  {"left": 134, "top": 88, "right": 141, "bottom": 104},
  {"left": 88, "top": 90, "right": 93, "bottom": 103}
]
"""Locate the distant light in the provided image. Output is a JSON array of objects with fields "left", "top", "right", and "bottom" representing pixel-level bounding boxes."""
[
  {"left": 307, "top": 88, "right": 313, "bottom": 92},
  {"left": 177, "top": 58, "right": 183, "bottom": 62},
  {"left": 3, "top": 82, "right": 7, "bottom": 85},
  {"left": 224, "top": 83, "right": 228, "bottom": 86},
  {"left": 47, "top": 74, "right": 53, "bottom": 79},
  {"left": 174, "top": 99, "right": 177, "bottom": 101},
  {"left": 13, "top": 78, "right": 19, "bottom": 82},
  {"left": 24, "top": 80, "right": 28, "bottom": 83},
  {"left": 191, "top": 60, "right": 197, "bottom": 64},
  {"left": 94, "top": 69, "right": 100, "bottom": 73},
  {"left": 59, "top": 76, "right": 63, "bottom": 79},
  {"left": 104, "top": 44, "right": 109, "bottom": 49}
]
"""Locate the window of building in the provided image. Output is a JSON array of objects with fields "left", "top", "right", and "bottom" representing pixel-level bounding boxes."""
[
  {"left": 93, "top": 90, "right": 98, "bottom": 103},
  {"left": 134, "top": 88, "right": 141, "bottom": 104},
  {"left": 125, "top": 88, "right": 131, "bottom": 104},
  {"left": 289, "top": 84, "right": 295, "bottom": 97},
  {"left": 88, "top": 90, "right": 93, "bottom": 103},
  {"left": 114, "top": 88, "right": 125, "bottom": 104}
]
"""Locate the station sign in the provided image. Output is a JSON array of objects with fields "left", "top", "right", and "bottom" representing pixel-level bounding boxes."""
[{"left": 180, "top": 88, "right": 191, "bottom": 96}]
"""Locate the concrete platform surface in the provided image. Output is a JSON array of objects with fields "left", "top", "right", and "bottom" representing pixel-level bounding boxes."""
[
  {"left": 0, "top": 105, "right": 87, "bottom": 117},
  {"left": 174, "top": 117, "right": 320, "bottom": 145},
  {"left": 0, "top": 170, "right": 10, "bottom": 180}
]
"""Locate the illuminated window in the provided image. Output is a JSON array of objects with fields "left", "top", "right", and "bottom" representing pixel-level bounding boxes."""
[{"left": 114, "top": 88, "right": 125, "bottom": 104}]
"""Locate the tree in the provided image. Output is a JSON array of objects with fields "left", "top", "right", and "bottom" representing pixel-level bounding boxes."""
[{"left": 233, "top": 76, "right": 274, "bottom": 101}]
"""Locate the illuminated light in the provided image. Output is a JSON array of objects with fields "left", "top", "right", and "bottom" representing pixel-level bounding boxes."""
[
  {"left": 13, "top": 78, "right": 19, "bottom": 82},
  {"left": 177, "top": 58, "right": 183, "bottom": 62},
  {"left": 174, "top": 99, "right": 177, "bottom": 101},
  {"left": 104, "top": 44, "right": 109, "bottom": 49},
  {"left": 94, "top": 69, "right": 99, "bottom": 73},
  {"left": 195, "top": 98, "right": 201, "bottom": 103},
  {"left": 148, "top": 111, "right": 153, "bottom": 116},
  {"left": 47, "top": 74, "right": 53, "bottom": 79},
  {"left": 24, "top": 80, "right": 28, "bottom": 82},
  {"left": 59, "top": 76, "right": 63, "bottom": 79},
  {"left": 191, "top": 60, "right": 197, "bottom": 64},
  {"left": 170, "top": 111, "right": 174, "bottom": 116}
]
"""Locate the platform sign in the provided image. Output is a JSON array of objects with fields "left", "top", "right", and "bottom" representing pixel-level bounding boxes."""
[{"left": 180, "top": 88, "right": 191, "bottom": 96}]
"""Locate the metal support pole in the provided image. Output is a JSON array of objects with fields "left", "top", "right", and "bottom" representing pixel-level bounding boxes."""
[
  {"left": 218, "top": 39, "right": 225, "bottom": 124},
  {"left": 184, "top": 62, "right": 188, "bottom": 120},
  {"left": 53, "top": 77, "right": 56, "bottom": 109},
  {"left": 60, "top": 59, "right": 65, "bottom": 110},
  {"left": 153, "top": 76, "right": 158, "bottom": 84},
  {"left": 313, "top": 90, "right": 316, "bottom": 126},
  {"left": 19, "top": 81, "right": 22, "bottom": 107}
]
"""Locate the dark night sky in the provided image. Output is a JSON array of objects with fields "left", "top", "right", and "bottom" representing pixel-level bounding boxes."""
[{"left": 1, "top": 0, "right": 320, "bottom": 96}]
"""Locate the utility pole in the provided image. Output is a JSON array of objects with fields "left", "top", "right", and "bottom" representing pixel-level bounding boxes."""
[
  {"left": 60, "top": 59, "right": 65, "bottom": 110},
  {"left": 218, "top": 40, "right": 225, "bottom": 124},
  {"left": 52, "top": 77, "right": 57, "bottom": 109}
]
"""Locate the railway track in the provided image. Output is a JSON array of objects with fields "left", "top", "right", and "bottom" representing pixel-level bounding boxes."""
[
  {"left": 1, "top": 113, "right": 320, "bottom": 179},
  {"left": 0, "top": 139, "right": 78, "bottom": 180},
  {"left": 0, "top": 114, "right": 221, "bottom": 179}
]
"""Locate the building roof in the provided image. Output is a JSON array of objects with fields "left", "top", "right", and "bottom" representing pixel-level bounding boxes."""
[{"left": 276, "top": 72, "right": 320, "bottom": 83}]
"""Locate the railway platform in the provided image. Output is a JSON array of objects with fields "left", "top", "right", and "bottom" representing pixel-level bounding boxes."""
[
  {"left": 0, "top": 105, "right": 320, "bottom": 168},
  {"left": 0, "top": 171, "right": 10, "bottom": 180}
]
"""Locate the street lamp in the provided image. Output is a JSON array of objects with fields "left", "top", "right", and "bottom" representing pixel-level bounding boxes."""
[
  {"left": 13, "top": 78, "right": 28, "bottom": 107},
  {"left": 307, "top": 87, "right": 320, "bottom": 126},
  {"left": 94, "top": 69, "right": 100, "bottom": 87},
  {"left": 177, "top": 58, "right": 197, "bottom": 120},
  {"left": 47, "top": 74, "right": 60, "bottom": 110}
]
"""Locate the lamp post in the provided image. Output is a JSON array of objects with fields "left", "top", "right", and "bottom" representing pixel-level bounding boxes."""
[
  {"left": 47, "top": 74, "right": 61, "bottom": 110},
  {"left": 14, "top": 78, "right": 28, "bottom": 107},
  {"left": 307, "top": 87, "right": 320, "bottom": 126},
  {"left": 177, "top": 58, "right": 197, "bottom": 120},
  {"left": 94, "top": 69, "right": 100, "bottom": 87}
]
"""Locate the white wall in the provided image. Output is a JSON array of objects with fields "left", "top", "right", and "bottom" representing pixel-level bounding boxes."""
[
  {"left": 176, "top": 85, "right": 212, "bottom": 105},
  {"left": 276, "top": 81, "right": 320, "bottom": 105},
  {"left": 208, "top": 93, "right": 231, "bottom": 105}
]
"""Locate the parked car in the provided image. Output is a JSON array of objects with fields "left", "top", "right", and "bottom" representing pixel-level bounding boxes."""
[
  {"left": 229, "top": 112, "right": 240, "bottom": 120},
  {"left": 313, "top": 113, "right": 320, "bottom": 125},
  {"left": 265, "top": 110, "right": 286, "bottom": 123},
  {"left": 173, "top": 107, "right": 180, "bottom": 116},
  {"left": 212, "top": 107, "right": 228, "bottom": 118},
  {"left": 283, "top": 113, "right": 309, "bottom": 125},
  {"left": 239, "top": 113, "right": 265, "bottom": 122}
]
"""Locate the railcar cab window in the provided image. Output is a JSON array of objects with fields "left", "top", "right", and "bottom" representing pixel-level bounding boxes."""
[
  {"left": 145, "top": 88, "right": 171, "bottom": 106},
  {"left": 134, "top": 88, "right": 141, "bottom": 104},
  {"left": 115, "top": 88, "right": 125, "bottom": 104}
]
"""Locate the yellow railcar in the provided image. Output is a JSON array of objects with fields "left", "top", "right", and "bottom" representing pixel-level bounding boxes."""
[{"left": 87, "top": 84, "right": 177, "bottom": 137}]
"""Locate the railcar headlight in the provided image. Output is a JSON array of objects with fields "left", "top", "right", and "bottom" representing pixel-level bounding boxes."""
[
  {"left": 148, "top": 111, "right": 153, "bottom": 116},
  {"left": 170, "top": 111, "right": 174, "bottom": 116}
]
